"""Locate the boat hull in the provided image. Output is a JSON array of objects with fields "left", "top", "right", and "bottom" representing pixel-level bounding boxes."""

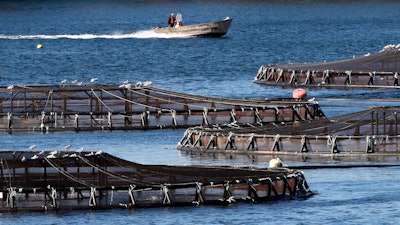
[{"left": 154, "top": 18, "right": 233, "bottom": 37}]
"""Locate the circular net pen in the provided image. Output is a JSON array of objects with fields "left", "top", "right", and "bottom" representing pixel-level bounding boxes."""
[
  {"left": 254, "top": 44, "right": 400, "bottom": 89},
  {"left": 177, "top": 106, "right": 400, "bottom": 156},
  {"left": 0, "top": 85, "right": 325, "bottom": 133},
  {"left": 0, "top": 151, "right": 312, "bottom": 211}
]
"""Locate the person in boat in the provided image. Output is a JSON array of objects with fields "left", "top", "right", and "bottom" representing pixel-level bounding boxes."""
[{"left": 168, "top": 13, "right": 176, "bottom": 27}]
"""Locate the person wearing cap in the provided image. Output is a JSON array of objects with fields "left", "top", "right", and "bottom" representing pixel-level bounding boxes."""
[{"left": 168, "top": 13, "right": 176, "bottom": 27}]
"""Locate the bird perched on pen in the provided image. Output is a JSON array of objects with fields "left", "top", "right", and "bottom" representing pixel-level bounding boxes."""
[{"left": 90, "top": 77, "right": 98, "bottom": 83}]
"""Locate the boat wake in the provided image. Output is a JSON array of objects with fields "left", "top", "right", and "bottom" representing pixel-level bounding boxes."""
[{"left": 0, "top": 29, "right": 194, "bottom": 40}]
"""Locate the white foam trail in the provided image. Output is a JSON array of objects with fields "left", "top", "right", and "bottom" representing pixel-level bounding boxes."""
[{"left": 0, "top": 29, "right": 195, "bottom": 40}]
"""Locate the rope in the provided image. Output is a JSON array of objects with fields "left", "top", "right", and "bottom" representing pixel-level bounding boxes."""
[
  {"left": 128, "top": 184, "right": 136, "bottom": 206},
  {"left": 41, "top": 111, "right": 45, "bottom": 129},
  {"left": 171, "top": 110, "right": 177, "bottom": 126},
  {"left": 89, "top": 187, "right": 96, "bottom": 206},
  {"left": 202, "top": 108, "right": 209, "bottom": 126},
  {"left": 74, "top": 114, "right": 79, "bottom": 127},
  {"left": 6, "top": 187, "right": 16, "bottom": 208},
  {"left": 303, "top": 70, "right": 311, "bottom": 84},
  {"left": 0, "top": 91, "right": 18, "bottom": 108},
  {"left": 225, "top": 132, "right": 233, "bottom": 149},
  {"left": 107, "top": 111, "right": 112, "bottom": 127},
  {"left": 44, "top": 157, "right": 94, "bottom": 187},
  {"left": 141, "top": 86, "right": 296, "bottom": 108},
  {"left": 51, "top": 187, "right": 57, "bottom": 208},
  {"left": 100, "top": 88, "right": 167, "bottom": 112},
  {"left": 127, "top": 88, "right": 207, "bottom": 111},
  {"left": 192, "top": 182, "right": 203, "bottom": 205},
  {"left": 110, "top": 186, "right": 114, "bottom": 205},
  {"left": 266, "top": 67, "right": 275, "bottom": 81},
  {"left": 300, "top": 135, "right": 308, "bottom": 152},
  {"left": 94, "top": 154, "right": 170, "bottom": 186},
  {"left": 255, "top": 65, "right": 265, "bottom": 80},
  {"left": 90, "top": 89, "right": 113, "bottom": 112},
  {"left": 326, "top": 135, "right": 334, "bottom": 146},
  {"left": 0, "top": 159, "right": 12, "bottom": 188},
  {"left": 366, "top": 135, "right": 376, "bottom": 153},
  {"left": 161, "top": 184, "right": 171, "bottom": 205},
  {"left": 322, "top": 70, "right": 330, "bottom": 83},
  {"left": 76, "top": 155, "right": 155, "bottom": 186},
  {"left": 230, "top": 109, "right": 237, "bottom": 123},
  {"left": 69, "top": 187, "right": 76, "bottom": 198},
  {"left": 276, "top": 69, "right": 283, "bottom": 82},
  {"left": 272, "top": 134, "right": 281, "bottom": 151},
  {"left": 223, "top": 182, "right": 235, "bottom": 203},
  {"left": 246, "top": 179, "right": 258, "bottom": 202},
  {"left": 140, "top": 112, "right": 147, "bottom": 127},
  {"left": 7, "top": 112, "right": 12, "bottom": 130},
  {"left": 254, "top": 108, "right": 262, "bottom": 123},
  {"left": 43, "top": 90, "right": 53, "bottom": 112}
]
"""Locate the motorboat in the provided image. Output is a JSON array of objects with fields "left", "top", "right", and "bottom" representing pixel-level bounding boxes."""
[{"left": 154, "top": 14, "right": 233, "bottom": 37}]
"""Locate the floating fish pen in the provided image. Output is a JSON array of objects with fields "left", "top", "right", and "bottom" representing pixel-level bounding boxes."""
[
  {"left": 0, "top": 84, "right": 324, "bottom": 133},
  {"left": 0, "top": 151, "right": 312, "bottom": 211},
  {"left": 177, "top": 106, "right": 400, "bottom": 156},
  {"left": 254, "top": 44, "right": 400, "bottom": 89}
]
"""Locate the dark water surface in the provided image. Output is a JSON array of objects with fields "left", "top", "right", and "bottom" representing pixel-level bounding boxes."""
[{"left": 1, "top": 1, "right": 400, "bottom": 224}]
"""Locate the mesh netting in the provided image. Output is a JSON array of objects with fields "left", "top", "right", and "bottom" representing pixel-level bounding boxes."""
[{"left": 268, "top": 44, "right": 400, "bottom": 73}]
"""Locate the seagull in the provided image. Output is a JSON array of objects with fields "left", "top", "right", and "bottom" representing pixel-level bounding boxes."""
[
  {"left": 60, "top": 79, "right": 67, "bottom": 84},
  {"left": 21, "top": 156, "right": 26, "bottom": 162},
  {"left": 29, "top": 144, "right": 36, "bottom": 150},
  {"left": 7, "top": 85, "right": 14, "bottom": 90},
  {"left": 46, "top": 151, "right": 57, "bottom": 158},
  {"left": 119, "top": 80, "right": 132, "bottom": 89},
  {"left": 49, "top": 150, "right": 58, "bottom": 155},
  {"left": 31, "top": 155, "right": 38, "bottom": 159},
  {"left": 76, "top": 147, "right": 84, "bottom": 153},
  {"left": 143, "top": 81, "right": 152, "bottom": 87},
  {"left": 46, "top": 154, "right": 56, "bottom": 158},
  {"left": 85, "top": 152, "right": 94, "bottom": 156},
  {"left": 90, "top": 77, "right": 98, "bottom": 83},
  {"left": 64, "top": 144, "right": 71, "bottom": 150},
  {"left": 71, "top": 80, "right": 78, "bottom": 84},
  {"left": 37, "top": 150, "right": 44, "bottom": 155},
  {"left": 69, "top": 153, "right": 77, "bottom": 158},
  {"left": 135, "top": 81, "right": 142, "bottom": 87},
  {"left": 307, "top": 97, "right": 316, "bottom": 102},
  {"left": 95, "top": 150, "right": 103, "bottom": 155}
]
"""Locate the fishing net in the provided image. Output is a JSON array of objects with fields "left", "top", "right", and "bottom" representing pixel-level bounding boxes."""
[{"left": 263, "top": 44, "right": 400, "bottom": 73}]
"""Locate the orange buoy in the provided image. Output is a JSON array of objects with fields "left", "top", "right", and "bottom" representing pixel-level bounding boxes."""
[{"left": 292, "top": 88, "right": 307, "bottom": 99}]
